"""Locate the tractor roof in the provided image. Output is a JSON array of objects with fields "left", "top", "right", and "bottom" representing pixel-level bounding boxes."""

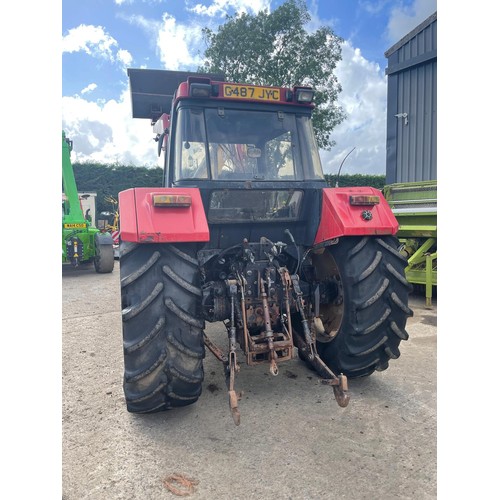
[{"left": 128, "top": 68, "right": 225, "bottom": 121}]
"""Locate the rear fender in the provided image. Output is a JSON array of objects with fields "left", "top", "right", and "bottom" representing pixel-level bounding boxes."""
[
  {"left": 313, "top": 187, "right": 398, "bottom": 245},
  {"left": 119, "top": 187, "right": 210, "bottom": 243}
]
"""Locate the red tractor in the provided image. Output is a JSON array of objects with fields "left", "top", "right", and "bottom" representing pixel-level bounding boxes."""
[{"left": 119, "top": 69, "right": 413, "bottom": 425}]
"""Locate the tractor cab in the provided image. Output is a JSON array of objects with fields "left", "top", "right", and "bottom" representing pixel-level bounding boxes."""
[
  {"left": 128, "top": 69, "right": 325, "bottom": 186},
  {"left": 169, "top": 103, "right": 324, "bottom": 183}
]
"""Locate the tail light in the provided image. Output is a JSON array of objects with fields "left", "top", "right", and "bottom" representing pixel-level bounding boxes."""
[
  {"left": 153, "top": 194, "right": 192, "bottom": 207},
  {"left": 349, "top": 195, "right": 380, "bottom": 206}
]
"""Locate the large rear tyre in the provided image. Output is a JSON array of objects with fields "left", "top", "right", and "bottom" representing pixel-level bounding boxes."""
[
  {"left": 313, "top": 236, "right": 413, "bottom": 378},
  {"left": 120, "top": 241, "right": 205, "bottom": 413}
]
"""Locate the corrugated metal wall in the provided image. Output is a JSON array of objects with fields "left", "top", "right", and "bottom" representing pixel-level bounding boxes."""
[{"left": 385, "top": 12, "right": 437, "bottom": 184}]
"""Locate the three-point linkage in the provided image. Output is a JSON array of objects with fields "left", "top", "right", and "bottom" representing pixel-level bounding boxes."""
[{"left": 203, "top": 240, "right": 350, "bottom": 426}]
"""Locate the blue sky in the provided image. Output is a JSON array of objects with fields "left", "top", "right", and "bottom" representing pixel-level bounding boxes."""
[{"left": 62, "top": 0, "right": 437, "bottom": 175}]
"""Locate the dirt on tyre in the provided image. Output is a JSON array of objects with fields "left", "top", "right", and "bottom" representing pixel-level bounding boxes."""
[
  {"left": 120, "top": 241, "right": 205, "bottom": 413},
  {"left": 313, "top": 235, "right": 413, "bottom": 378}
]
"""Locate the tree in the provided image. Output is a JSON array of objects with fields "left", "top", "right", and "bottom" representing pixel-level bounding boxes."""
[{"left": 199, "top": 0, "right": 346, "bottom": 150}]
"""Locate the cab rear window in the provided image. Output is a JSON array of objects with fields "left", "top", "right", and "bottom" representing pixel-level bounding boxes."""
[{"left": 208, "top": 190, "right": 303, "bottom": 222}]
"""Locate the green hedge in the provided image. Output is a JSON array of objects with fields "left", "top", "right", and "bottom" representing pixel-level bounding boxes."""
[
  {"left": 324, "top": 173, "right": 386, "bottom": 190},
  {"left": 72, "top": 162, "right": 163, "bottom": 214},
  {"left": 70, "top": 162, "right": 386, "bottom": 215}
]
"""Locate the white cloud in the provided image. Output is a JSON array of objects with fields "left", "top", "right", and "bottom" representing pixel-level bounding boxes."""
[
  {"left": 156, "top": 13, "right": 205, "bottom": 70},
  {"left": 81, "top": 83, "right": 97, "bottom": 95},
  {"left": 117, "top": 48, "right": 133, "bottom": 67},
  {"left": 359, "top": 0, "right": 391, "bottom": 16},
  {"left": 386, "top": 0, "right": 437, "bottom": 44},
  {"left": 320, "top": 41, "right": 387, "bottom": 176},
  {"left": 306, "top": 0, "right": 338, "bottom": 32},
  {"left": 187, "top": 0, "right": 271, "bottom": 17},
  {"left": 119, "top": 13, "right": 161, "bottom": 49},
  {"left": 62, "top": 90, "right": 160, "bottom": 167},
  {"left": 63, "top": 24, "right": 117, "bottom": 60},
  {"left": 62, "top": 24, "right": 133, "bottom": 70}
]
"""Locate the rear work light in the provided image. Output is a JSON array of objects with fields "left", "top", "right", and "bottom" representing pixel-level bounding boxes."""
[
  {"left": 153, "top": 194, "right": 192, "bottom": 207},
  {"left": 349, "top": 195, "right": 380, "bottom": 206},
  {"left": 294, "top": 88, "right": 314, "bottom": 103},
  {"left": 190, "top": 82, "right": 212, "bottom": 98}
]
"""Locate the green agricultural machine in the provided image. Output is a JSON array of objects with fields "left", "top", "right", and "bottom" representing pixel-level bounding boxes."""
[
  {"left": 383, "top": 181, "right": 437, "bottom": 308},
  {"left": 62, "top": 131, "right": 115, "bottom": 273}
]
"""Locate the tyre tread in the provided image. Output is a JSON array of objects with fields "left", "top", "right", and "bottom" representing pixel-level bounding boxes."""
[
  {"left": 122, "top": 282, "right": 163, "bottom": 321},
  {"left": 315, "top": 235, "right": 412, "bottom": 378},
  {"left": 120, "top": 242, "right": 204, "bottom": 414},
  {"left": 121, "top": 251, "right": 160, "bottom": 288}
]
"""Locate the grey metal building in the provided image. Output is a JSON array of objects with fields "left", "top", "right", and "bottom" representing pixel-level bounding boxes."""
[{"left": 385, "top": 12, "right": 437, "bottom": 184}]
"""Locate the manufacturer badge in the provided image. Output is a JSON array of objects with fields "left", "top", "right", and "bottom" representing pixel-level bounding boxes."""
[{"left": 362, "top": 210, "right": 373, "bottom": 221}]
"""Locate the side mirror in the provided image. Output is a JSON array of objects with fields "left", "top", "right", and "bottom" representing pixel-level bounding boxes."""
[{"left": 156, "top": 129, "right": 169, "bottom": 157}]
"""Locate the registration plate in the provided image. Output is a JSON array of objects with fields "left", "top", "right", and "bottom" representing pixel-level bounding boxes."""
[
  {"left": 64, "top": 223, "right": 87, "bottom": 229},
  {"left": 222, "top": 84, "right": 280, "bottom": 102}
]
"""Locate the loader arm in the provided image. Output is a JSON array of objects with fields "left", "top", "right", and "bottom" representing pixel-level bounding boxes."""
[{"left": 62, "top": 131, "right": 86, "bottom": 224}]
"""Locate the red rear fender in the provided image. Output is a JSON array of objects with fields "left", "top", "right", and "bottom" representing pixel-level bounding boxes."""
[
  {"left": 119, "top": 188, "right": 209, "bottom": 243},
  {"left": 313, "top": 187, "right": 398, "bottom": 245}
]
